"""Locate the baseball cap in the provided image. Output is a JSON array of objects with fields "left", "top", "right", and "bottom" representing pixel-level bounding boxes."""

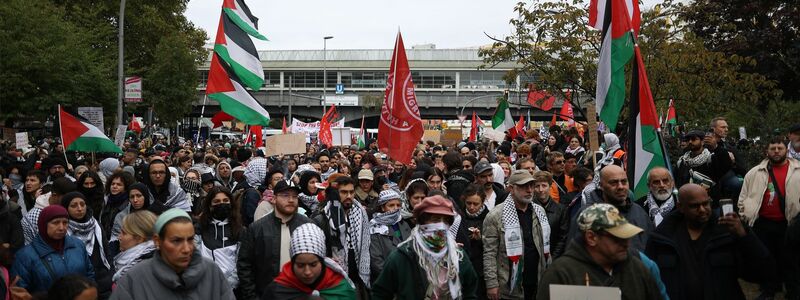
[
  {"left": 508, "top": 169, "right": 535, "bottom": 185},
  {"left": 474, "top": 161, "right": 493, "bottom": 175},
  {"left": 683, "top": 129, "right": 706, "bottom": 140},
  {"left": 577, "top": 203, "right": 643, "bottom": 239},
  {"left": 358, "top": 169, "right": 374, "bottom": 181},
  {"left": 273, "top": 180, "right": 300, "bottom": 194},
  {"left": 413, "top": 195, "right": 455, "bottom": 218}
]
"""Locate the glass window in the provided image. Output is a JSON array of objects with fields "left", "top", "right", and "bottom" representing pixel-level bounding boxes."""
[
  {"left": 264, "top": 71, "right": 281, "bottom": 88},
  {"left": 412, "top": 71, "right": 456, "bottom": 89},
  {"left": 459, "top": 71, "right": 508, "bottom": 90},
  {"left": 342, "top": 72, "right": 388, "bottom": 89},
  {"left": 198, "top": 70, "right": 209, "bottom": 88}
]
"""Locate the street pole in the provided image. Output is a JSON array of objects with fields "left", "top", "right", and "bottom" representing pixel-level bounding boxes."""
[
  {"left": 117, "top": 0, "right": 126, "bottom": 126},
  {"left": 322, "top": 36, "right": 333, "bottom": 116},
  {"left": 288, "top": 76, "right": 292, "bottom": 124}
]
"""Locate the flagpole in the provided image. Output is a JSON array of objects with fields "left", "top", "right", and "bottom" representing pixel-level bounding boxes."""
[
  {"left": 57, "top": 104, "right": 71, "bottom": 171},
  {"left": 196, "top": 94, "right": 207, "bottom": 145}
]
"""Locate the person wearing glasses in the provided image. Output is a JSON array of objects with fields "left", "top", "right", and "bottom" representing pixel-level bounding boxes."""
[
  {"left": 546, "top": 151, "right": 573, "bottom": 204},
  {"left": 236, "top": 180, "right": 311, "bottom": 299},
  {"left": 142, "top": 159, "right": 190, "bottom": 215}
]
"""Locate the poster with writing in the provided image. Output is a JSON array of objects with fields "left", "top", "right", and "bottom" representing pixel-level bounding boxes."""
[{"left": 265, "top": 134, "right": 306, "bottom": 156}]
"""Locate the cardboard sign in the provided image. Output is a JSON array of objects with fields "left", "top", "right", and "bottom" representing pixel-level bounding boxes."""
[
  {"left": 440, "top": 129, "right": 463, "bottom": 146},
  {"left": 739, "top": 127, "right": 747, "bottom": 140},
  {"left": 549, "top": 285, "right": 620, "bottom": 300},
  {"left": 332, "top": 127, "right": 352, "bottom": 146},
  {"left": 423, "top": 130, "right": 441, "bottom": 144},
  {"left": 15, "top": 132, "right": 29, "bottom": 149},
  {"left": 482, "top": 128, "right": 506, "bottom": 142},
  {"left": 114, "top": 125, "right": 127, "bottom": 147},
  {"left": 265, "top": 133, "right": 306, "bottom": 156}
]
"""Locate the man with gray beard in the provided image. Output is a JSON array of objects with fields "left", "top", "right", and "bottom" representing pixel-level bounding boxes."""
[{"left": 635, "top": 167, "right": 677, "bottom": 227}]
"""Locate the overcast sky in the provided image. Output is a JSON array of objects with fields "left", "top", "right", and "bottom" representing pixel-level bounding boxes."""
[{"left": 184, "top": 0, "right": 661, "bottom": 51}]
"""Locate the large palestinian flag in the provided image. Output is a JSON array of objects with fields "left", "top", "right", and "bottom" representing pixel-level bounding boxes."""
[
  {"left": 206, "top": 52, "right": 270, "bottom": 126},
  {"left": 59, "top": 106, "right": 122, "bottom": 153},
  {"left": 627, "top": 47, "right": 669, "bottom": 199},
  {"left": 222, "top": 0, "right": 268, "bottom": 41},
  {"left": 213, "top": 11, "right": 264, "bottom": 91},
  {"left": 590, "top": 0, "right": 637, "bottom": 132}
]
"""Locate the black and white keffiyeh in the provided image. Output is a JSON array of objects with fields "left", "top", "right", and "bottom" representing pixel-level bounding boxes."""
[
  {"left": 677, "top": 148, "right": 712, "bottom": 168},
  {"left": 290, "top": 223, "right": 327, "bottom": 258},
  {"left": 369, "top": 209, "right": 403, "bottom": 235},
  {"left": 323, "top": 199, "right": 371, "bottom": 288},
  {"left": 68, "top": 216, "right": 110, "bottom": 269},
  {"left": 644, "top": 192, "right": 675, "bottom": 226},
  {"left": 500, "top": 195, "right": 550, "bottom": 291},
  {"left": 113, "top": 240, "right": 155, "bottom": 282}
]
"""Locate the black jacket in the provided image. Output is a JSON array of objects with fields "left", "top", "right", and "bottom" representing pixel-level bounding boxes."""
[
  {"left": 645, "top": 211, "right": 770, "bottom": 300},
  {"left": 0, "top": 199, "right": 23, "bottom": 251},
  {"left": 535, "top": 198, "right": 568, "bottom": 257},
  {"left": 236, "top": 212, "right": 311, "bottom": 299},
  {"left": 461, "top": 208, "right": 489, "bottom": 281},
  {"left": 674, "top": 146, "right": 732, "bottom": 197},
  {"left": 491, "top": 182, "right": 509, "bottom": 208}
]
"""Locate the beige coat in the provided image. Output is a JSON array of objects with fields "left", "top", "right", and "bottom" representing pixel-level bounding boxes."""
[
  {"left": 738, "top": 158, "right": 800, "bottom": 226},
  {"left": 482, "top": 198, "right": 547, "bottom": 299}
]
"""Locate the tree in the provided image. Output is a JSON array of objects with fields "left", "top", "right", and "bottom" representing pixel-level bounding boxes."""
[
  {"left": 479, "top": 0, "right": 784, "bottom": 137},
  {"left": 0, "top": 0, "right": 114, "bottom": 121},
  {"left": 146, "top": 34, "right": 203, "bottom": 125}
]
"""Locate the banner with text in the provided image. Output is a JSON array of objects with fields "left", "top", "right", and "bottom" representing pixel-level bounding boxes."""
[
  {"left": 289, "top": 118, "right": 345, "bottom": 136},
  {"left": 125, "top": 76, "right": 143, "bottom": 103}
]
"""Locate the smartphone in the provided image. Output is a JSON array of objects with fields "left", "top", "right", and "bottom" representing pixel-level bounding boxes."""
[{"left": 720, "top": 199, "right": 734, "bottom": 215}]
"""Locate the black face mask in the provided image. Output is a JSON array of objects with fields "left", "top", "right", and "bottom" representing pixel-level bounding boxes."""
[{"left": 212, "top": 203, "right": 232, "bottom": 220}]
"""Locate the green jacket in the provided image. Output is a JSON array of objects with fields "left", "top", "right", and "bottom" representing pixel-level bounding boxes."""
[
  {"left": 371, "top": 242, "right": 479, "bottom": 300},
  {"left": 537, "top": 241, "right": 663, "bottom": 300}
]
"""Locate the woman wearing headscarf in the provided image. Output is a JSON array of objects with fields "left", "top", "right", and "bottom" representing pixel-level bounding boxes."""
[
  {"left": 298, "top": 171, "right": 322, "bottom": 217},
  {"left": 368, "top": 189, "right": 412, "bottom": 283},
  {"left": 142, "top": 159, "right": 190, "bottom": 215},
  {"left": 262, "top": 223, "right": 355, "bottom": 300},
  {"left": 196, "top": 187, "right": 245, "bottom": 293},
  {"left": 371, "top": 195, "right": 478, "bottom": 299},
  {"left": 109, "top": 209, "right": 234, "bottom": 299},
  {"left": 181, "top": 169, "right": 202, "bottom": 214},
  {"left": 101, "top": 172, "right": 133, "bottom": 258},
  {"left": 110, "top": 183, "right": 151, "bottom": 249},
  {"left": 77, "top": 171, "right": 105, "bottom": 220},
  {"left": 112, "top": 210, "right": 157, "bottom": 284},
  {"left": 98, "top": 158, "right": 121, "bottom": 185},
  {"left": 61, "top": 191, "right": 113, "bottom": 298},
  {"left": 215, "top": 161, "right": 234, "bottom": 189},
  {"left": 10, "top": 205, "right": 94, "bottom": 294}
]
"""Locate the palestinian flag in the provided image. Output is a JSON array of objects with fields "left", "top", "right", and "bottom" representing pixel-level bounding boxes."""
[
  {"left": 591, "top": 0, "right": 636, "bottom": 132},
  {"left": 627, "top": 46, "right": 669, "bottom": 200},
  {"left": 213, "top": 11, "right": 264, "bottom": 91},
  {"left": 666, "top": 99, "right": 677, "bottom": 136},
  {"left": 492, "top": 98, "right": 516, "bottom": 138},
  {"left": 222, "top": 0, "right": 268, "bottom": 41},
  {"left": 206, "top": 52, "right": 270, "bottom": 125},
  {"left": 356, "top": 116, "right": 366, "bottom": 149},
  {"left": 59, "top": 106, "right": 122, "bottom": 153}
]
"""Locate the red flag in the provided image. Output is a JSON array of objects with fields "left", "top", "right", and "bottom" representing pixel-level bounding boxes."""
[
  {"left": 550, "top": 112, "right": 557, "bottom": 127},
  {"left": 128, "top": 114, "right": 142, "bottom": 134},
  {"left": 515, "top": 114, "right": 526, "bottom": 137},
  {"left": 469, "top": 111, "right": 477, "bottom": 142},
  {"left": 378, "top": 32, "right": 424, "bottom": 165},
  {"left": 246, "top": 125, "right": 263, "bottom": 147},
  {"left": 527, "top": 83, "right": 556, "bottom": 111},
  {"left": 282, "top": 117, "right": 288, "bottom": 134},
  {"left": 476, "top": 115, "right": 485, "bottom": 127},
  {"left": 319, "top": 105, "right": 338, "bottom": 147},
  {"left": 559, "top": 91, "right": 575, "bottom": 127},
  {"left": 211, "top": 111, "right": 234, "bottom": 129}
]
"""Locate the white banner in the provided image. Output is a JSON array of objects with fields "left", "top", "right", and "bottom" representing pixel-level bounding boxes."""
[
  {"left": 289, "top": 118, "right": 345, "bottom": 135},
  {"left": 125, "top": 76, "right": 143, "bottom": 102},
  {"left": 114, "top": 125, "right": 127, "bottom": 147},
  {"left": 15, "top": 132, "right": 29, "bottom": 149},
  {"left": 77, "top": 107, "right": 105, "bottom": 133}
]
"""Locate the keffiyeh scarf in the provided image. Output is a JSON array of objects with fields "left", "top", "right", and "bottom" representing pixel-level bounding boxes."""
[
  {"left": 369, "top": 209, "right": 403, "bottom": 235},
  {"left": 299, "top": 193, "right": 320, "bottom": 215},
  {"left": 789, "top": 143, "right": 800, "bottom": 160},
  {"left": 404, "top": 225, "right": 463, "bottom": 299},
  {"left": 323, "top": 200, "right": 371, "bottom": 288},
  {"left": 68, "top": 217, "right": 110, "bottom": 269},
  {"left": 678, "top": 148, "right": 712, "bottom": 168},
  {"left": 500, "top": 195, "right": 550, "bottom": 291},
  {"left": 113, "top": 240, "right": 155, "bottom": 282},
  {"left": 645, "top": 192, "right": 675, "bottom": 226}
]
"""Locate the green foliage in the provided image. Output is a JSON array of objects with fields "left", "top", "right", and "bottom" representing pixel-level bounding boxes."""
[
  {"left": 146, "top": 34, "right": 202, "bottom": 125},
  {"left": 0, "top": 0, "right": 114, "bottom": 120},
  {"left": 479, "top": 0, "right": 787, "bottom": 137}
]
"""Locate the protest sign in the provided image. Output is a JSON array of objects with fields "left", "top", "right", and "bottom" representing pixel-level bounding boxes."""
[
  {"left": 423, "top": 130, "right": 441, "bottom": 144},
  {"left": 440, "top": 129, "right": 463, "bottom": 146},
  {"left": 290, "top": 118, "right": 345, "bottom": 135},
  {"left": 114, "top": 125, "right": 127, "bottom": 147},
  {"left": 549, "top": 285, "right": 620, "bottom": 300},
  {"left": 482, "top": 128, "right": 506, "bottom": 142},
  {"left": 332, "top": 128, "right": 352, "bottom": 146},
  {"left": 16, "top": 132, "right": 29, "bottom": 149},
  {"left": 265, "top": 133, "right": 306, "bottom": 156}
]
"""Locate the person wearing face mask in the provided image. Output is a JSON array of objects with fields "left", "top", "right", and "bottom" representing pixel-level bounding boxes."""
[
  {"left": 262, "top": 223, "right": 356, "bottom": 299},
  {"left": 634, "top": 167, "right": 677, "bottom": 227},
  {"left": 371, "top": 195, "right": 479, "bottom": 299},
  {"left": 196, "top": 187, "right": 245, "bottom": 294},
  {"left": 368, "top": 190, "right": 412, "bottom": 283},
  {"left": 77, "top": 171, "right": 105, "bottom": 221},
  {"left": 483, "top": 169, "right": 551, "bottom": 300},
  {"left": 60, "top": 191, "right": 113, "bottom": 298}
]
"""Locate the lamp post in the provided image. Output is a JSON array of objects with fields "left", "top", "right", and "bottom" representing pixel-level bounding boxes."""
[
  {"left": 322, "top": 36, "right": 334, "bottom": 116},
  {"left": 117, "top": 0, "right": 126, "bottom": 126}
]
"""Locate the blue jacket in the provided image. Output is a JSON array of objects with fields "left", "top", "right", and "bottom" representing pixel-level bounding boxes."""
[{"left": 10, "top": 235, "right": 95, "bottom": 293}]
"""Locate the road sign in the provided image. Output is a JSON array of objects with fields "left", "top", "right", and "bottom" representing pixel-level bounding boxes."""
[{"left": 335, "top": 83, "right": 344, "bottom": 95}]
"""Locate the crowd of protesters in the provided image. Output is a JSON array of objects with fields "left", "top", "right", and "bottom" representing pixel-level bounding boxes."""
[{"left": 0, "top": 119, "right": 798, "bottom": 300}]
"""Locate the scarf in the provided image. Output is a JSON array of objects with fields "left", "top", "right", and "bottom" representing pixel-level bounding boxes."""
[
  {"left": 678, "top": 148, "right": 712, "bottom": 168},
  {"left": 789, "top": 142, "right": 800, "bottom": 161},
  {"left": 106, "top": 192, "right": 129, "bottom": 208},
  {"left": 299, "top": 193, "right": 319, "bottom": 215},
  {"left": 273, "top": 257, "right": 355, "bottom": 297},
  {"left": 500, "top": 195, "right": 550, "bottom": 291},
  {"left": 400, "top": 178, "right": 427, "bottom": 219},
  {"left": 405, "top": 226, "right": 463, "bottom": 299},
  {"left": 644, "top": 192, "right": 675, "bottom": 226},
  {"left": 113, "top": 240, "right": 155, "bottom": 282},
  {"left": 465, "top": 205, "right": 487, "bottom": 218},
  {"left": 68, "top": 216, "right": 110, "bottom": 269},
  {"left": 323, "top": 200, "right": 371, "bottom": 288},
  {"left": 565, "top": 146, "right": 585, "bottom": 155},
  {"left": 369, "top": 209, "right": 402, "bottom": 235}
]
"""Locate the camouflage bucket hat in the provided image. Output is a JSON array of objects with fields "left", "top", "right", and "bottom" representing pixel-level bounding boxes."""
[{"left": 578, "top": 203, "right": 643, "bottom": 239}]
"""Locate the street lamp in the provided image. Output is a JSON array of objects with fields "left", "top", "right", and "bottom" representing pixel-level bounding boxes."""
[{"left": 322, "top": 36, "right": 334, "bottom": 115}]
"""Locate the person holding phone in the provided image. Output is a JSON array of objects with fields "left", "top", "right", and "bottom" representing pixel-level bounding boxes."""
[{"left": 645, "top": 183, "right": 770, "bottom": 300}]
